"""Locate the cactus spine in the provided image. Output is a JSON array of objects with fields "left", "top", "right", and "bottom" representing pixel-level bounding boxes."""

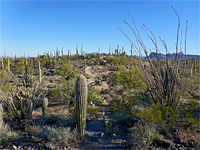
[
  {"left": 0, "top": 104, "right": 3, "bottom": 127},
  {"left": 42, "top": 98, "right": 48, "bottom": 115},
  {"left": 75, "top": 75, "right": 87, "bottom": 139}
]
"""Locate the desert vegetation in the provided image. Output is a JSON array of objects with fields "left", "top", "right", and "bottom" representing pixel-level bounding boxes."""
[{"left": 0, "top": 6, "right": 199, "bottom": 150}]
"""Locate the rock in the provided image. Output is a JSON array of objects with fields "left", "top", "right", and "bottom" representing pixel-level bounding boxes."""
[
  {"left": 153, "top": 139, "right": 174, "bottom": 149},
  {"left": 188, "top": 140, "right": 194, "bottom": 147},
  {"left": 13, "top": 145, "right": 17, "bottom": 149}
]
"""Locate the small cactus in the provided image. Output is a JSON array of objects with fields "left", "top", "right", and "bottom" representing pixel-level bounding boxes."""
[
  {"left": 0, "top": 104, "right": 3, "bottom": 127},
  {"left": 76, "top": 75, "right": 87, "bottom": 139},
  {"left": 42, "top": 98, "right": 48, "bottom": 115}
]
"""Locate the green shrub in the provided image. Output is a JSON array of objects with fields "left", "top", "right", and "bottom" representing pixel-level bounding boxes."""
[
  {"left": 108, "top": 65, "right": 147, "bottom": 90},
  {"left": 0, "top": 70, "right": 10, "bottom": 84},
  {"left": 87, "top": 107, "right": 100, "bottom": 116},
  {"left": 14, "top": 62, "right": 25, "bottom": 74},
  {"left": 95, "top": 78, "right": 102, "bottom": 86},
  {"left": 129, "top": 124, "right": 163, "bottom": 147},
  {"left": 43, "top": 126, "right": 77, "bottom": 149},
  {"left": 56, "top": 63, "right": 74, "bottom": 79},
  {"left": 86, "top": 53, "right": 100, "bottom": 59},
  {"left": 26, "top": 125, "right": 77, "bottom": 149},
  {"left": 88, "top": 86, "right": 104, "bottom": 105},
  {"left": 107, "top": 56, "right": 133, "bottom": 66},
  {"left": 0, "top": 124, "right": 20, "bottom": 145},
  {"left": 110, "top": 92, "right": 145, "bottom": 115},
  {"left": 138, "top": 98, "right": 179, "bottom": 127},
  {"left": 181, "top": 98, "right": 200, "bottom": 126},
  {"left": 0, "top": 83, "right": 13, "bottom": 93}
]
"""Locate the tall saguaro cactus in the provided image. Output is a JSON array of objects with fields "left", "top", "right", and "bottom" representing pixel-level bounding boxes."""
[
  {"left": 38, "top": 61, "right": 42, "bottom": 83},
  {"left": 0, "top": 104, "right": 3, "bottom": 127},
  {"left": 7, "top": 56, "right": 10, "bottom": 72},
  {"left": 75, "top": 75, "right": 87, "bottom": 139},
  {"left": 1, "top": 56, "right": 4, "bottom": 69}
]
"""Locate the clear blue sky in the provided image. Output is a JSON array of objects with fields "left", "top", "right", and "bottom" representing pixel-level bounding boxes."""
[{"left": 0, "top": 0, "right": 199, "bottom": 57}]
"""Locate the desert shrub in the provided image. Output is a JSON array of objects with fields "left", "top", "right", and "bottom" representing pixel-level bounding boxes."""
[
  {"left": 27, "top": 66, "right": 36, "bottom": 75},
  {"left": 95, "top": 78, "right": 102, "bottom": 86},
  {"left": 26, "top": 125, "right": 43, "bottom": 137},
  {"left": 110, "top": 93, "right": 145, "bottom": 114},
  {"left": 86, "top": 53, "right": 100, "bottom": 59},
  {"left": 59, "top": 77, "right": 76, "bottom": 100},
  {"left": 88, "top": 86, "right": 105, "bottom": 105},
  {"left": 47, "top": 85, "right": 74, "bottom": 105},
  {"left": 138, "top": 98, "right": 179, "bottom": 127},
  {"left": 107, "top": 56, "right": 133, "bottom": 66},
  {"left": 0, "top": 124, "right": 20, "bottom": 145},
  {"left": 0, "top": 83, "right": 14, "bottom": 93},
  {"left": 26, "top": 125, "right": 77, "bottom": 149},
  {"left": 189, "top": 76, "right": 200, "bottom": 93},
  {"left": 13, "top": 62, "right": 25, "bottom": 74},
  {"left": 42, "top": 126, "right": 77, "bottom": 149},
  {"left": 180, "top": 98, "right": 200, "bottom": 127},
  {"left": 0, "top": 70, "right": 11, "bottom": 85},
  {"left": 47, "top": 88, "right": 63, "bottom": 102},
  {"left": 128, "top": 123, "right": 163, "bottom": 148},
  {"left": 33, "top": 115, "right": 75, "bottom": 127},
  {"left": 56, "top": 63, "right": 74, "bottom": 79},
  {"left": 108, "top": 65, "right": 146, "bottom": 90},
  {"left": 87, "top": 107, "right": 100, "bottom": 117}
]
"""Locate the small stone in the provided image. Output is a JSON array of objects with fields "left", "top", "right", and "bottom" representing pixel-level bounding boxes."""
[
  {"left": 188, "top": 140, "right": 194, "bottom": 147},
  {"left": 101, "top": 132, "right": 104, "bottom": 137},
  {"left": 13, "top": 145, "right": 17, "bottom": 149}
]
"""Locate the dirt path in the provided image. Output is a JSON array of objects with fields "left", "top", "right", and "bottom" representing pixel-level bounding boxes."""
[
  {"left": 76, "top": 102, "right": 126, "bottom": 149},
  {"left": 85, "top": 65, "right": 111, "bottom": 91},
  {"left": 75, "top": 59, "right": 127, "bottom": 149}
]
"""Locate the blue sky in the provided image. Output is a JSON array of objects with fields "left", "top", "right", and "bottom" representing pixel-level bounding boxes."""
[{"left": 0, "top": 0, "right": 199, "bottom": 57}]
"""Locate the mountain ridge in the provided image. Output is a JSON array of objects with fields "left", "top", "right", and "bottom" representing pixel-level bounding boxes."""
[{"left": 148, "top": 52, "right": 200, "bottom": 59}]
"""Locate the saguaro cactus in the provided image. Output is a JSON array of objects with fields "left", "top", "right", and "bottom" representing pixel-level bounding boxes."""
[
  {"left": 84, "top": 54, "right": 86, "bottom": 74},
  {"left": 76, "top": 45, "right": 79, "bottom": 56},
  {"left": 42, "top": 98, "right": 48, "bottom": 115},
  {"left": 75, "top": 75, "right": 87, "bottom": 139},
  {"left": 0, "top": 104, "right": 3, "bottom": 127},
  {"left": 38, "top": 61, "right": 42, "bottom": 83},
  {"left": 1, "top": 56, "right": 4, "bottom": 69},
  {"left": 7, "top": 56, "right": 10, "bottom": 72}
]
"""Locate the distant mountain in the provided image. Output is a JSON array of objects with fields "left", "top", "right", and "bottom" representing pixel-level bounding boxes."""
[{"left": 149, "top": 52, "right": 200, "bottom": 59}]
